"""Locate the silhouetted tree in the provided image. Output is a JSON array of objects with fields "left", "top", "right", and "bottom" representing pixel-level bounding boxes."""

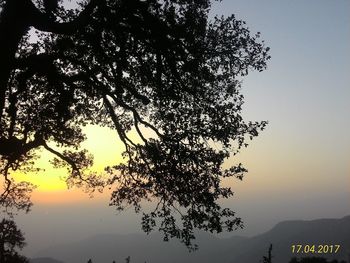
[
  {"left": 6, "top": 252, "right": 30, "bottom": 263},
  {"left": 43, "top": 0, "right": 59, "bottom": 18},
  {"left": 0, "top": 0, "right": 270, "bottom": 248},
  {"left": 261, "top": 244, "right": 273, "bottom": 263},
  {"left": 0, "top": 218, "right": 29, "bottom": 262},
  {"left": 289, "top": 257, "right": 347, "bottom": 263}
]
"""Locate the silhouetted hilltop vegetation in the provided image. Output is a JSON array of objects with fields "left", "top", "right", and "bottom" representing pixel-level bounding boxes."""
[
  {"left": 289, "top": 257, "right": 348, "bottom": 263},
  {"left": 30, "top": 258, "right": 64, "bottom": 263}
]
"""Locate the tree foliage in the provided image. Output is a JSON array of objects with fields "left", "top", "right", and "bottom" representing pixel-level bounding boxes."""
[
  {"left": 0, "top": 218, "right": 29, "bottom": 262},
  {"left": 0, "top": 0, "right": 270, "bottom": 248},
  {"left": 262, "top": 244, "right": 273, "bottom": 263},
  {"left": 289, "top": 257, "right": 347, "bottom": 263}
]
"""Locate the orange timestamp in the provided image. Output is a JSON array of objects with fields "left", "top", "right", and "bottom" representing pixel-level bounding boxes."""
[{"left": 291, "top": 244, "right": 341, "bottom": 254}]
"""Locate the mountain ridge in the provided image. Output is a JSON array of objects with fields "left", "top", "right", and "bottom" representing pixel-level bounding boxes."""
[{"left": 33, "top": 215, "right": 350, "bottom": 263}]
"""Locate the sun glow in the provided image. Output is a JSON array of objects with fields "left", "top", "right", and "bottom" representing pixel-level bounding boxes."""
[{"left": 12, "top": 125, "right": 126, "bottom": 193}]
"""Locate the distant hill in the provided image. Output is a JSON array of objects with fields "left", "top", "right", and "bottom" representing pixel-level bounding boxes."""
[
  {"left": 30, "top": 258, "right": 65, "bottom": 263},
  {"left": 228, "top": 215, "right": 350, "bottom": 263},
  {"left": 34, "top": 215, "right": 350, "bottom": 263}
]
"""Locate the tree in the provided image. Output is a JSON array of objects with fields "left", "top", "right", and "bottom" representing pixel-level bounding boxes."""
[
  {"left": 0, "top": 0, "right": 270, "bottom": 249},
  {"left": 261, "top": 244, "right": 273, "bottom": 263},
  {"left": 289, "top": 257, "right": 347, "bottom": 263},
  {"left": 0, "top": 218, "right": 29, "bottom": 262}
]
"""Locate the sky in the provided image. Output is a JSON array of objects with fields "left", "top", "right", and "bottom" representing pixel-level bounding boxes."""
[{"left": 5, "top": 0, "right": 350, "bottom": 257}]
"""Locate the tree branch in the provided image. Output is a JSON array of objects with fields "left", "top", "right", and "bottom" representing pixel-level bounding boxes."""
[
  {"left": 28, "top": 0, "right": 102, "bottom": 35},
  {"left": 41, "top": 141, "right": 80, "bottom": 176}
]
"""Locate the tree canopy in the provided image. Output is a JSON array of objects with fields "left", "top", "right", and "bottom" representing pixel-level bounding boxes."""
[
  {"left": 0, "top": 218, "right": 29, "bottom": 262},
  {"left": 0, "top": 0, "right": 270, "bottom": 248},
  {"left": 289, "top": 257, "right": 347, "bottom": 263}
]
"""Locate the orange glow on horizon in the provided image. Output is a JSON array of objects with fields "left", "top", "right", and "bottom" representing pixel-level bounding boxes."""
[
  {"left": 12, "top": 125, "right": 127, "bottom": 196},
  {"left": 31, "top": 188, "right": 110, "bottom": 204}
]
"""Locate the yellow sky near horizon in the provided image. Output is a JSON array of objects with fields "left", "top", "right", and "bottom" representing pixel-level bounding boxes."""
[
  {"left": 10, "top": 123, "right": 253, "bottom": 203},
  {"left": 12, "top": 125, "right": 126, "bottom": 193},
  {"left": 10, "top": 120, "right": 349, "bottom": 205}
]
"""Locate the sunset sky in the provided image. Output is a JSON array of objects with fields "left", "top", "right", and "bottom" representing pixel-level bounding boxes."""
[{"left": 8, "top": 0, "right": 350, "bottom": 257}]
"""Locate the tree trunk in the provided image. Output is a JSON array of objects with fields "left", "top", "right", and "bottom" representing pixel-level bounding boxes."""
[
  {"left": 0, "top": 0, "right": 99, "bottom": 121},
  {"left": 0, "top": 0, "right": 31, "bottom": 120},
  {"left": 0, "top": 239, "right": 4, "bottom": 263}
]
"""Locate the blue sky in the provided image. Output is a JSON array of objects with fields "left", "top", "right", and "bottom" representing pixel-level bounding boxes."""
[{"left": 212, "top": 0, "right": 350, "bottom": 232}]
